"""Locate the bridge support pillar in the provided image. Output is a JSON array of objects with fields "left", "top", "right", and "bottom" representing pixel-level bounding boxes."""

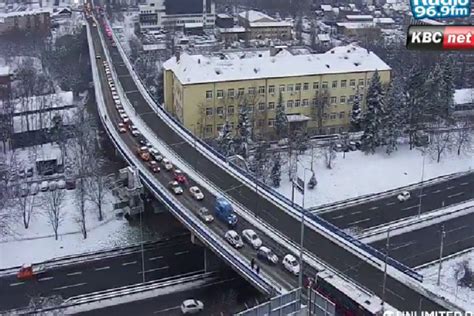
[{"left": 190, "top": 233, "right": 223, "bottom": 272}]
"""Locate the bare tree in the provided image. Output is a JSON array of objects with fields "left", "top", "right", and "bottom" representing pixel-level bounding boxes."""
[
  {"left": 86, "top": 159, "right": 107, "bottom": 222},
  {"left": 428, "top": 121, "right": 452, "bottom": 163},
  {"left": 43, "top": 189, "right": 65, "bottom": 240},
  {"left": 323, "top": 141, "right": 336, "bottom": 169},
  {"left": 453, "top": 120, "right": 472, "bottom": 156},
  {"left": 311, "top": 89, "right": 330, "bottom": 134},
  {"left": 13, "top": 189, "right": 39, "bottom": 229}
]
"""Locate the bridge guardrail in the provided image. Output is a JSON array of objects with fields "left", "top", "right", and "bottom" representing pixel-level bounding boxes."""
[
  {"left": 89, "top": 22, "right": 281, "bottom": 297},
  {"left": 105, "top": 19, "right": 423, "bottom": 283}
]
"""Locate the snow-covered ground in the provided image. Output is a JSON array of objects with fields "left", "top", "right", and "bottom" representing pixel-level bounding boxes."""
[
  {"left": 276, "top": 144, "right": 473, "bottom": 208},
  {"left": 418, "top": 249, "right": 474, "bottom": 310},
  {"left": 111, "top": 11, "right": 138, "bottom": 55}
]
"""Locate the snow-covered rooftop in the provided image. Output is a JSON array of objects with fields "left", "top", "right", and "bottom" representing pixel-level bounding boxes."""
[
  {"left": 346, "top": 14, "right": 374, "bottom": 20},
  {"left": 163, "top": 44, "right": 391, "bottom": 85},
  {"left": 238, "top": 10, "right": 273, "bottom": 23},
  {"left": 5, "top": 91, "right": 74, "bottom": 114},
  {"left": 317, "top": 34, "right": 331, "bottom": 42},
  {"left": 218, "top": 26, "right": 246, "bottom": 33},
  {"left": 249, "top": 20, "right": 292, "bottom": 28},
  {"left": 373, "top": 17, "right": 395, "bottom": 24},
  {"left": 0, "top": 7, "right": 51, "bottom": 18},
  {"left": 321, "top": 5, "right": 333, "bottom": 11},
  {"left": 216, "top": 13, "right": 232, "bottom": 19},
  {"left": 337, "top": 22, "right": 376, "bottom": 29},
  {"left": 454, "top": 88, "right": 474, "bottom": 105},
  {"left": 0, "top": 66, "right": 10, "bottom": 76}
]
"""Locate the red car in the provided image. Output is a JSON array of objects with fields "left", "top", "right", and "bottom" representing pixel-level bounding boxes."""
[
  {"left": 148, "top": 160, "right": 160, "bottom": 173},
  {"left": 173, "top": 169, "right": 187, "bottom": 184}
]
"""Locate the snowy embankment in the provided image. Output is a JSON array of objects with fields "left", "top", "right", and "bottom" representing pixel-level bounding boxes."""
[
  {"left": 275, "top": 145, "right": 473, "bottom": 208},
  {"left": 417, "top": 249, "right": 474, "bottom": 311}
]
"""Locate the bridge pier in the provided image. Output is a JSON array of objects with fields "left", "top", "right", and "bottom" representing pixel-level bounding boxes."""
[{"left": 191, "top": 233, "right": 222, "bottom": 272}]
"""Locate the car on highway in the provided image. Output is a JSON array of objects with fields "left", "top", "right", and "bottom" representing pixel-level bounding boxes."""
[
  {"left": 168, "top": 181, "right": 183, "bottom": 195},
  {"left": 282, "top": 254, "right": 300, "bottom": 275},
  {"left": 95, "top": 55, "right": 101, "bottom": 59},
  {"left": 225, "top": 230, "right": 243, "bottom": 249},
  {"left": 174, "top": 169, "right": 187, "bottom": 184},
  {"left": 136, "top": 146, "right": 150, "bottom": 161},
  {"left": 148, "top": 160, "right": 160, "bottom": 173},
  {"left": 242, "top": 229, "right": 262, "bottom": 249},
  {"left": 257, "top": 246, "right": 278, "bottom": 265},
  {"left": 130, "top": 125, "right": 140, "bottom": 137},
  {"left": 117, "top": 122, "right": 127, "bottom": 133},
  {"left": 149, "top": 148, "right": 162, "bottom": 161},
  {"left": 189, "top": 186, "right": 204, "bottom": 200},
  {"left": 180, "top": 299, "right": 204, "bottom": 314},
  {"left": 197, "top": 207, "right": 214, "bottom": 223},
  {"left": 397, "top": 191, "right": 411, "bottom": 202},
  {"left": 162, "top": 158, "right": 173, "bottom": 171}
]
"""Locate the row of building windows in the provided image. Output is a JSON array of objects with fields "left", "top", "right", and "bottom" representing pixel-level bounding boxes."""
[
  {"left": 204, "top": 106, "right": 347, "bottom": 119},
  {"left": 205, "top": 79, "right": 366, "bottom": 99}
]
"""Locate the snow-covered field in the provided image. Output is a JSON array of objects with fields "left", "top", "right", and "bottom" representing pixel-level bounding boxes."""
[
  {"left": 418, "top": 249, "right": 474, "bottom": 310},
  {"left": 276, "top": 145, "right": 473, "bottom": 208}
]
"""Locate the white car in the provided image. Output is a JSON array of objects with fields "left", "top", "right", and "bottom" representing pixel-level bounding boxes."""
[
  {"left": 30, "top": 183, "right": 39, "bottom": 195},
  {"left": 168, "top": 181, "right": 183, "bottom": 195},
  {"left": 180, "top": 299, "right": 204, "bottom": 314},
  {"left": 242, "top": 229, "right": 262, "bottom": 249},
  {"left": 397, "top": 191, "right": 411, "bottom": 202},
  {"left": 257, "top": 246, "right": 278, "bottom": 265},
  {"left": 120, "top": 113, "right": 129, "bottom": 121},
  {"left": 189, "top": 186, "right": 204, "bottom": 200},
  {"left": 282, "top": 254, "right": 300, "bottom": 276},
  {"left": 130, "top": 125, "right": 140, "bottom": 137},
  {"left": 48, "top": 180, "right": 58, "bottom": 191},
  {"left": 40, "top": 181, "right": 49, "bottom": 192},
  {"left": 162, "top": 158, "right": 173, "bottom": 171},
  {"left": 57, "top": 179, "right": 66, "bottom": 190},
  {"left": 197, "top": 207, "right": 214, "bottom": 223},
  {"left": 225, "top": 230, "right": 243, "bottom": 249}
]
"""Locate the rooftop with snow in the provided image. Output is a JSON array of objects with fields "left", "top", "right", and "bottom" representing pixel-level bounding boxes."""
[
  {"left": 238, "top": 9, "right": 292, "bottom": 28},
  {"left": 454, "top": 88, "right": 474, "bottom": 105},
  {"left": 163, "top": 44, "right": 391, "bottom": 85}
]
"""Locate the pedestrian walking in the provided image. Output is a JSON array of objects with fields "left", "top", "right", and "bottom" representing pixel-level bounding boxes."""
[
  {"left": 251, "top": 258, "right": 255, "bottom": 269},
  {"left": 256, "top": 265, "right": 260, "bottom": 275}
]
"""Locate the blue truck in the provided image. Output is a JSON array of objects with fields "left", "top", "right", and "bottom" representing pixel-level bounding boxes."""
[{"left": 214, "top": 197, "right": 238, "bottom": 227}]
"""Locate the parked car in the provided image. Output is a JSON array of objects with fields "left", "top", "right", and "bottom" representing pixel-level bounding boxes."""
[
  {"left": 397, "top": 191, "right": 411, "bottom": 202},
  {"left": 180, "top": 299, "right": 204, "bottom": 314},
  {"left": 174, "top": 169, "right": 187, "bottom": 184},
  {"left": 18, "top": 169, "right": 26, "bottom": 178},
  {"left": 282, "top": 254, "right": 300, "bottom": 275},
  {"left": 257, "top": 246, "right": 278, "bottom": 265},
  {"left": 162, "top": 158, "right": 173, "bottom": 171},
  {"left": 65, "top": 179, "right": 76, "bottom": 190},
  {"left": 48, "top": 181, "right": 58, "bottom": 191},
  {"left": 118, "top": 122, "right": 127, "bottom": 133},
  {"left": 168, "top": 181, "right": 183, "bottom": 195},
  {"left": 30, "top": 183, "right": 39, "bottom": 195},
  {"left": 57, "top": 179, "right": 66, "bottom": 190},
  {"left": 26, "top": 168, "right": 34, "bottom": 178},
  {"left": 225, "top": 230, "right": 243, "bottom": 249},
  {"left": 348, "top": 141, "right": 357, "bottom": 151},
  {"left": 148, "top": 160, "right": 161, "bottom": 173},
  {"left": 197, "top": 207, "right": 214, "bottom": 223},
  {"left": 189, "top": 186, "right": 204, "bottom": 200},
  {"left": 20, "top": 184, "right": 29, "bottom": 197},
  {"left": 40, "top": 181, "right": 49, "bottom": 192},
  {"left": 242, "top": 229, "right": 262, "bottom": 249}
]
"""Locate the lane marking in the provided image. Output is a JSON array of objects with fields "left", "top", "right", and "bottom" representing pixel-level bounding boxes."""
[
  {"left": 9, "top": 282, "right": 25, "bottom": 287},
  {"left": 432, "top": 189, "right": 442, "bottom": 194},
  {"left": 122, "top": 261, "right": 137, "bottom": 266},
  {"left": 369, "top": 206, "right": 378, "bottom": 210},
  {"left": 402, "top": 205, "right": 419, "bottom": 211},
  {"left": 94, "top": 266, "right": 110, "bottom": 271},
  {"left": 175, "top": 250, "right": 189, "bottom": 256},
  {"left": 153, "top": 306, "right": 180, "bottom": 314},
  {"left": 460, "top": 182, "right": 469, "bottom": 186},
  {"left": 331, "top": 214, "right": 344, "bottom": 219},
  {"left": 446, "top": 186, "right": 455, "bottom": 190},
  {"left": 447, "top": 225, "right": 468, "bottom": 234},
  {"left": 391, "top": 241, "right": 416, "bottom": 251},
  {"left": 448, "top": 192, "right": 464, "bottom": 199},
  {"left": 149, "top": 256, "right": 163, "bottom": 261},
  {"left": 140, "top": 266, "right": 169, "bottom": 274},
  {"left": 67, "top": 271, "right": 82, "bottom": 276},
  {"left": 53, "top": 282, "right": 87, "bottom": 291},
  {"left": 38, "top": 276, "right": 54, "bottom": 281},
  {"left": 386, "top": 202, "right": 396, "bottom": 206},
  {"left": 417, "top": 193, "right": 427, "bottom": 198},
  {"left": 347, "top": 218, "right": 370, "bottom": 226},
  {"left": 386, "top": 287, "right": 405, "bottom": 301}
]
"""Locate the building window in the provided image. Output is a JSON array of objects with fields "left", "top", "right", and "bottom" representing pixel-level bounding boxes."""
[
  {"left": 313, "top": 82, "right": 319, "bottom": 90},
  {"left": 303, "top": 83, "right": 309, "bottom": 91},
  {"left": 257, "top": 119, "right": 264, "bottom": 127},
  {"left": 258, "top": 102, "right": 266, "bottom": 111},
  {"left": 228, "top": 89, "right": 235, "bottom": 98},
  {"left": 340, "top": 96, "right": 346, "bottom": 104},
  {"left": 341, "top": 80, "right": 347, "bottom": 88},
  {"left": 330, "top": 113, "right": 336, "bottom": 120},
  {"left": 248, "top": 87, "right": 256, "bottom": 95},
  {"left": 238, "top": 88, "right": 245, "bottom": 96},
  {"left": 359, "top": 79, "right": 365, "bottom": 86},
  {"left": 295, "top": 83, "right": 301, "bottom": 91},
  {"left": 295, "top": 100, "right": 301, "bottom": 107},
  {"left": 259, "top": 86, "right": 265, "bottom": 94},
  {"left": 268, "top": 102, "right": 275, "bottom": 109},
  {"left": 287, "top": 100, "right": 293, "bottom": 108},
  {"left": 330, "top": 97, "right": 337, "bottom": 104},
  {"left": 269, "top": 85, "right": 275, "bottom": 94},
  {"left": 206, "top": 90, "right": 213, "bottom": 99},
  {"left": 322, "top": 81, "right": 328, "bottom": 89},
  {"left": 332, "top": 80, "right": 338, "bottom": 88},
  {"left": 350, "top": 79, "right": 356, "bottom": 87},
  {"left": 228, "top": 106, "right": 235, "bottom": 115},
  {"left": 302, "top": 99, "right": 309, "bottom": 107},
  {"left": 312, "top": 98, "right": 317, "bottom": 106},
  {"left": 205, "top": 125, "right": 213, "bottom": 134},
  {"left": 323, "top": 113, "right": 328, "bottom": 120},
  {"left": 216, "top": 107, "right": 224, "bottom": 116},
  {"left": 339, "top": 111, "right": 345, "bottom": 119},
  {"left": 323, "top": 96, "right": 329, "bottom": 104},
  {"left": 348, "top": 95, "right": 354, "bottom": 103},
  {"left": 268, "top": 119, "right": 275, "bottom": 127},
  {"left": 279, "top": 84, "right": 286, "bottom": 92},
  {"left": 206, "top": 108, "right": 213, "bottom": 116},
  {"left": 217, "top": 90, "right": 224, "bottom": 99},
  {"left": 287, "top": 84, "right": 294, "bottom": 92}
]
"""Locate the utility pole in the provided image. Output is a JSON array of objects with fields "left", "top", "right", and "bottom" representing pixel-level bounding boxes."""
[
  {"left": 382, "top": 228, "right": 390, "bottom": 309},
  {"left": 437, "top": 225, "right": 446, "bottom": 286},
  {"left": 298, "top": 170, "right": 306, "bottom": 293},
  {"left": 418, "top": 151, "right": 425, "bottom": 218}
]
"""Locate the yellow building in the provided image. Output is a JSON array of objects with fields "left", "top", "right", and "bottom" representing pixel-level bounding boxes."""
[{"left": 163, "top": 44, "right": 391, "bottom": 139}]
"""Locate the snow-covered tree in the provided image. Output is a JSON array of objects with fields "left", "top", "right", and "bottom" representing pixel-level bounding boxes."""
[
  {"left": 275, "top": 92, "right": 288, "bottom": 139},
  {"left": 405, "top": 65, "right": 428, "bottom": 149},
  {"left": 217, "top": 120, "right": 234, "bottom": 157},
  {"left": 43, "top": 189, "right": 65, "bottom": 240},
  {"left": 382, "top": 79, "right": 405, "bottom": 155},
  {"left": 361, "top": 71, "right": 385, "bottom": 154},
  {"left": 453, "top": 120, "right": 472, "bottom": 156},
  {"left": 324, "top": 141, "right": 336, "bottom": 169},
  {"left": 270, "top": 154, "right": 282, "bottom": 187},
  {"left": 439, "top": 59, "right": 455, "bottom": 119},
  {"left": 429, "top": 121, "right": 452, "bottom": 163},
  {"left": 234, "top": 102, "right": 252, "bottom": 158},
  {"left": 350, "top": 88, "right": 363, "bottom": 132}
]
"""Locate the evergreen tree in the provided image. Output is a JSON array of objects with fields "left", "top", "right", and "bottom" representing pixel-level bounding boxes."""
[
  {"left": 382, "top": 79, "right": 404, "bottom": 155},
  {"left": 275, "top": 91, "right": 288, "bottom": 139},
  {"left": 350, "top": 88, "right": 362, "bottom": 131},
  {"left": 234, "top": 102, "right": 252, "bottom": 158},
  {"left": 217, "top": 120, "right": 234, "bottom": 157},
  {"left": 270, "top": 154, "right": 281, "bottom": 188},
  {"left": 404, "top": 65, "right": 428, "bottom": 149},
  {"left": 439, "top": 59, "right": 455, "bottom": 120},
  {"left": 361, "top": 71, "right": 385, "bottom": 154}
]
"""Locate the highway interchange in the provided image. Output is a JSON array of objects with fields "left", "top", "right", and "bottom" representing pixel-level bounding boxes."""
[{"left": 89, "top": 12, "right": 459, "bottom": 312}]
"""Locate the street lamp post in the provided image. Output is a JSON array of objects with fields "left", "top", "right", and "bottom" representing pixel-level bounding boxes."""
[
  {"left": 437, "top": 225, "right": 446, "bottom": 286},
  {"left": 418, "top": 150, "right": 426, "bottom": 218},
  {"left": 382, "top": 228, "right": 390, "bottom": 309},
  {"left": 298, "top": 168, "right": 310, "bottom": 292}
]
